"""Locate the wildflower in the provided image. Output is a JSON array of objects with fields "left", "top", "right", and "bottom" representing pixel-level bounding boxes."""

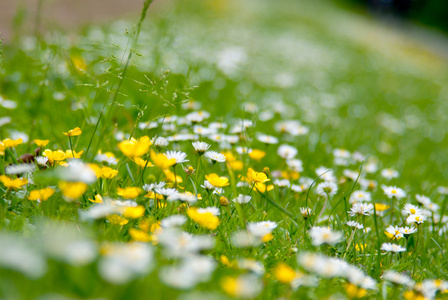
[
  {"left": 315, "top": 166, "right": 336, "bottom": 182},
  {"left": 220, "top": 196, "right": 230, "bottom": 206},
  {"left": 256, "top": 134, "right": 279, "bottom": 144},
  {"left": 165, "top": 151, "right": 189, "bottom": 165},
  {"left": 246, "top": 168, "right": 270, "bottom": 183},
  {"left": 382, "top": 185, "right": 406, "bottom": 199},
  {"left": 89, "top": 164, "right": 118, "bottom": 179},
  {"left": 384, "top": 225, "right": 403, "bottom": 239},
  {"left": 150, "top": 150, "right": 176, "bottom": 169},
  {"left": 204, "top": 151, "right": 226, "bottom": 163},
  {"left": 95, "top": 151, "right": 118, "bottom": 165},
  {"left": 286, "top": 159, "right": 304, "bottom": 172},
  {"left": 43, "top": 149, "right": 67, "bottom": 164},
  {"left": 316, "top": 181, "right": 338, "bottom": 197},
  {"left": 333, "top": 148, "right": 351, "bottom": 166},
  {"left": 254, "top": 183, "right": 274, "bottom": 193},
  {"left": 406, "top": 214, "right": 427, "bottom": 225},
  {"left": 58, "top": 181, "right": 88, "bottom": 201},
  {"left": 65, "top": 150, "right": 83, "bottom": 159},
  {"left": 275, "top": 263, "right": 298, "bottom": 284},
  {"left": 349, "top": 203, "right": 373, "bottom": 216},
  {"left": 34, "top": 139, "right": 49, "bottom": 147},
  {"left": 382, "top": 270, "right": 414, "bottom": 287},
  {"left": 117, "top": 187, "right": 142, "bottom": 199},
  {"left": 89, "top": 194, "right": 104, "bottom": 203},
  {"left": 205, "top": 173, "right": 229, "bottom": 187},
  {"left": 59, "top": 160, "right": 97, "bottom": 183},
  {"left": 277, "top": 144, "right": 298, "bottom": 159},
  {"left": 5, "top": 163, "right": 35, "bottom": 175},
  {"left": 118, "top": 136, "right": 152, "bottom": 157},
  {"left": 153, "top": 137, "right": 169, "bottom": 148},
  {"left": 28, "top": 187, "right": 55, "bottom": 201},
  {"left": 345, "top": 283, "right": 367, "bottom": 299},
  {"left": 349, "top": 190, "right": 371, "bottom": 203},
  {"left": 0, "top": 175, "right": 28, "bottom": 189},
  {"left": 381, "top": 168, "right": 399, "bottom": 180},
  {"left": 403, "top": 204, "right": 422, "bottom": 216},
  {"left": 248, "top": 149, "right": 266, "bottom": 161},
  {"left": 132, "top": 157, "right": 153, "bottom": 168},
  {"left": 233, "top": 194, "right": 252, "bottom": 204},
  {"left": 107, "top": 215, "right": 129, "bottom": 225},
  {"left": 309, "top": 226, "right": 344, "bottom": 246},
  {"left": 380, "top": 243, "right": 406, "bottom": 253},
  {"left": 2, "top": 138, "right": 23, "bottom": 148},
  {"left": 192, "top": 141, "right": 211, "bottom": 155},
  {"left": 63, "top": 127, "right": 82, "bottom": 137},
  {"left": 300, "top": 207, "right": 312, "bottom": 219},
  {"left": 35, "top": 156, "right": 48, "bottom": 167},
  {"left": 399, "top": 226, "right": 417, "bottom": 236},
  {"left": 160, "top": 256, "right": 216, "bottom": 289},
  {"left": 346, "top": 221, "right": 364, "bottom": 230},
  {"left": 123, "top": 206, "right": 145, "bottom": 219},
  {"left": 274, "top": 179, "right": 290, "bottom": 187},
  {"left": 247, "top": 221, "right": 277, "bottom": 239},
  {"left": 375, "top": 203, "right": 390, "bottom": 215},
  {"left": 160, "top": 215, "right": 187, "bottom": 228},
  {"left": 221, "top": 274, "right": 262, "bottom": 299},
  {"left": 238, "top": 259, "right": 265, "bottom": 275},
  {"left": 187, "top": 207, "right": 220, "bottom": 230}
]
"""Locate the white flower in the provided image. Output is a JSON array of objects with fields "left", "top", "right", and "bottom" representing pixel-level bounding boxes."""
[
  {"left": 204, "top": 151, "right": 226, "bottom": 163},
  {"left": 98, "top": 243, "right": 153, "bottom": 284},
  {"left": 58, "top": 160, "right": 97, "bottom": 184},
  {"left": 238, "top": 259, "right": 265, "bottom": 275},
  {"left": 277, "top": 144, "right": 298, "bottom": 159},
  {"left": 256, "top": 134, "right": 279, "bottom": 144},
  {"left": 5, "top": 163, "right": 36, "bottom": 175},
  {"left": 381, "top": 168, "right": 399, "bottom": 180},
  {"left": 36, "top": 156, "right": 49, "bottom": 166},
  {"left": 349, "top": 190, "right": 371, "bottom": 203},
  {"left": 192, "top": 141, "right": 211, "bottom": 154},
  {"left": 153, "top": 137, "right": 169, "bottom": 148},
  {"left": 415, "top": 194, "right": 431, "bottom": 207},
  {"left": 274, "top": 179, "right": 290, "bottom": 187},
  {"left": 286, "top": 159, "right": 304, "bottom": 172},
  {"left": 185, "top": 110, "right": 210, "bottom": 123},
  {"left": 382, "top": 185, "right": 406, "bottom": 199},
  {"left": 382, "top": 270, "right": 414, "bottom": 286},
  {"left": 143, "top": 181, "right": 166, "bottom": 192},
  {"left": 300, "top": 207, "right": 312, "bottom": 218},
  {"left": 406, "top": 214, "right": 427, "bottom": 225},
  {"left": 315, "top": 166, "right": 336, "bottom": 182},
  {"left": 316, "top": 182, "right": 338, "bottom": 197},
  {"left": 161, "top": 215, "right": 187, "bottom": 228},
  {"left": 167, "top": 192, "right": 197, "bottom": 203},
  {"left": 247, "top": 221, "right": 277, "bottom": 238},
  {"left": 298, "top": 252, "right": 348, "bottom": 278},
  {"left": 233, "top": 194, "right": 252, "bottom": 204},
  {"left": 399, "top": 226, "right": 417, "bottom": 235},
  {"left": 95, "top": 152, "right": 118, "bottom": 165},
  {"left": 402, "top": 204, "right": 422, "bottom": 216},
  {"left": 380, "top": 243, "right": 406, "bottom": 253},
  {"left": 165, "top": 151, "right": 188, "bottom": 164},
  {"left": 197, "top": 206, "right": 220, "bottom": 216},
  {"left": 385, "top": 225, "right": 403, "bottom": 239},
  {"left": 156, "top": 229, "right": 214, "bottom": 258},
  {"left": 348, "top": 203, "right": 373, "bottom": 216},
  {"left": 309, "top": 227, "right": 344, "bottom": 246},
  {"left": 346, "top": 221, "right": 364, "bottom": 230}
]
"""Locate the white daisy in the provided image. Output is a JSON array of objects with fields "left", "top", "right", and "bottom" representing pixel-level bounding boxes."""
[
  {"left": 165, "top": 151, "right": 189, "bottom": 164},
  {"left": 380, "top": 243, "right": 406, "bottom": 253},
  {"left": 192, "top": 141, "right": 210, "bottom": 155},
  {"left": 382, "top": 185, "right": 406, "bottom": 199},
  {"left": 277, "top": 144, "right": 298, "bottom": 159},
  {"left": 204, "top": 151, "right": 226, "bottom": 163},
  {"left": 348, "top": 203, "right": 373, "bottom": 217},
  {"left": 316, "top": 181, "right": 338, "bottom": 197}
]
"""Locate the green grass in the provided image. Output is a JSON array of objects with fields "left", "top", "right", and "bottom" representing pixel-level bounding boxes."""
[{"left": 1, "top": 0, "right": 448, "bottom": 299}]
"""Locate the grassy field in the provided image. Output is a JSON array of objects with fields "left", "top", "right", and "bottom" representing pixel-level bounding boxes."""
[{"left": 1, "top": 0, "right": 448, "bottom": 299}]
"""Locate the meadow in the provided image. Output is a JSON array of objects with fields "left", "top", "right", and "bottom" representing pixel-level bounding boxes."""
[{"left": 1, "top": 0, "right": 448, "bottom": 299}]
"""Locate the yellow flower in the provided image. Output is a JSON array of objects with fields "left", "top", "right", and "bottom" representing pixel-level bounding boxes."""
[
  {"left": 262, "top": 233, "right": 274, "bottom": 242},
  {"left": 221, "top": 276, "right": 239, "bottom": 297},
  {"left": 274, "top": 263, "right": 298, "bottom": 284},
  {"left": 0, "top": 142, "right": 4, "bottom": 155},
  {"left": 71, "top": 56, "right": 87, "bottom": 71},
  {"left": 247, "top": 168, "right": 270, "bottom": 183},
  {"left": 129, "top": 228, "right": 152, "bottom": 242},
  {"left": 89, "top": 164, "right": 118, "bottom": 179},
  {"left": 28, "top": 187, "right": 55, "bottom": 201},
  {"left": 164, "top": 169, "right": 183, "bottom": 183},
  {"left": 34, "top": 139, "right": 49, "bottom": 147},
  {"left": 118, "top": 136, "right": 152, "bottom": 158},
  {"left": 205, "top": 173, "right": 229, "bottom": 187},
  {"left": 254, "top": 182, "right": 274, "bottom": 193},
  {"left": 65, "top": 150, "right": 84, "bottom": 159},
  {"left": 3, "top": 138, "right": 23, "bottom": 148},
  {"left": 248, "top": 149, "right": 266, "bottom": 161},
  {"left": 144, "top": 191, "right": 165, "bottom": 200},
  {"left": 375, "top": 203, "right": 390, "bottom": 211},
  {"left": 117, "top": 187, "right": 142, "bottom": 199},
  {"left": 58, "top": 181, "right": 88, "bottom": 200},
  {"left": 0, "top": 175, "right": 28, "bottom": 189},
  {"left": 43, "top": 149, "right": 67, "bottom": 164},
  {"left": 88, "top": 194, "right": 104, "bottom": 203},
  {"left": 132, "top": 157, "right": 153, "bottom": 168},
  {"left": 107, "top": 214, "right": 129, "bottom": 225},
  {"left": 63, "top": 127, "right": 82, "bottom": 137},
  {"left": 345, "top": 283, "right": 367, "bottom": 299},
  {"left": 229, "top": 160, "right": 243, "bottom": 171},
  {"left": 150, "top": 150, "right": 175, "bottom": 169},
  {"left": 187, "top": 207, "right": 220, "bottom": 230},
  {"left": 123, "top": 205, "right": 145, "bottom": 219}
]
